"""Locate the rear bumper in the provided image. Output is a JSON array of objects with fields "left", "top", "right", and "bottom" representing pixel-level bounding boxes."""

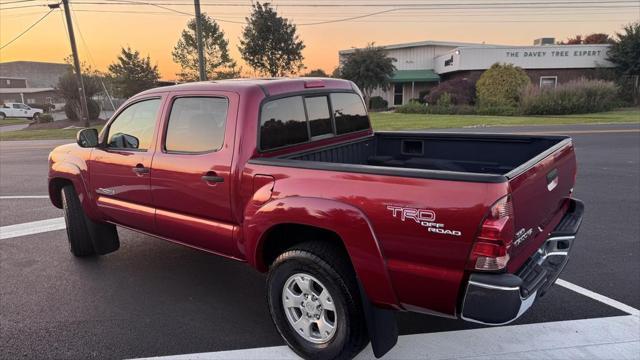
[{"left": 460, "top": 198, "right": 584, "bottom": 325}]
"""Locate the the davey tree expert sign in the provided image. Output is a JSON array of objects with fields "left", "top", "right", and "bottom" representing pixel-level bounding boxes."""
[{"left": 506, "top": 50, "right": 604, "bottom": 58}]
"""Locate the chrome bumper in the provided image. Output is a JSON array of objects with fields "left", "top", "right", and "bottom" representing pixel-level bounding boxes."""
[{"left": 460, "top": 198, "right": 584, "bottom": 326}]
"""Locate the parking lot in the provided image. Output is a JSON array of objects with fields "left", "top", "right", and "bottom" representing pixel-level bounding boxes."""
[{"left": 1, "top": 123, "right": 639, "bottom": 359}]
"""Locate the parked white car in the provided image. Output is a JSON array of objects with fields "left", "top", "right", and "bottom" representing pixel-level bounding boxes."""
[{"left": 0, "top": 102, "right": 43, "bottom": 120}]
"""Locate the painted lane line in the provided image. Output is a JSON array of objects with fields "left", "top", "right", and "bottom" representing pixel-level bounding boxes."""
[
  {"left": 0, "top": 217, "right": 65, "bottom": 240},
  {"left": 134, "top": 315, "right": 640, "bottom": 360},
  {"left": 0, "top": 195, "right": 50, "bottom": 199},
  {"left": 556, "top": 278, "right": 640, "bottom": 317}
]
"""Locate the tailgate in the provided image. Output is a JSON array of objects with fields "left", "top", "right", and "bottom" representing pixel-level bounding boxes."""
[{"left": 506, "top": 138, "right": 576, "bottom": 271}]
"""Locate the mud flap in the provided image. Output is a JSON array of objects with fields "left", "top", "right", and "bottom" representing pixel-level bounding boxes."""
[{"left": 358, "top": 282, "right": 398, "bottom": 358}]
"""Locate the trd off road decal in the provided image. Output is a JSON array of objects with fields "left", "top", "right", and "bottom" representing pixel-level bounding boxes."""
[{"left": 386, "top": 206, "right": 462, "bottom": 236}]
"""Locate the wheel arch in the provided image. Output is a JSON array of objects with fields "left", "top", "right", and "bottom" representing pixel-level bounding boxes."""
[
  {"left": 48, "top": 161, "right": 98, "bottom": 219},
  {"left": 244, "top": 196, "right": 399, "bottom": 308}
]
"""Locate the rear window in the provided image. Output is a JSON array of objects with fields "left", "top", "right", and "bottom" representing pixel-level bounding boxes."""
[
  {"left": 260, "top": 96, "right": 308, "bottom": 151},
  {"left": 330, "top": 93, "right": 369, "bottom": 135},
  {"left": 305, "top": 96, "right": 333, "bottom": 138},
  {"left": 259, "top": 92, "right": 370, "bottom": 151}
]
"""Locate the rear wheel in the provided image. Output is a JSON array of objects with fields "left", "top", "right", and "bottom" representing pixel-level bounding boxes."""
[
  {"left": 0, "top": 112, "right": 6, "bottom": 120},
  {"left": 61, "top": 185, "right": 119, "bottom": 257},
  {"left": 267, "top": 242, "right": 369, "bottom": 360},
  {"left": 31, "top": 112, "right": 40, "bottom": 121}
]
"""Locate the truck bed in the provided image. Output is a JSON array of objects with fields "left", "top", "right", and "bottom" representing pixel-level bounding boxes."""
[{"left": 252, "top": 132, "right": 570, "bottom": 183}]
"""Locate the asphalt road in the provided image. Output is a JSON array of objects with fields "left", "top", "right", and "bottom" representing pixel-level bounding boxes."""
[{"left": 0, "top": 123, "right": 638, "bottom": 359}]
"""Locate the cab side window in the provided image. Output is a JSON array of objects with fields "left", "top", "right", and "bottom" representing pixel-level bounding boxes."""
[
  {"left": 164, "top": 97, "right": 229, "bottom": 153},
  {"left": 107, "top": 99, "right": 160, "bottom": 151}
]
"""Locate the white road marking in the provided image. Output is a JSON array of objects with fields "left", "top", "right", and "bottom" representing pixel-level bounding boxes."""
[
  {"left": 134, "top": 315, "right": 640, "bottom": 360},
  {"left": 0, "top": 217, "right": 65, "bottom": 240},
  {"left": 556, "top": 278, "right": 640, "bottom": 316},
  {"left": 0, "top": 195, "right": 50, "bottom": 199}
]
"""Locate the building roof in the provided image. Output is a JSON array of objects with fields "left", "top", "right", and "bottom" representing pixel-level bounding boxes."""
[
  {"left": 391, "top": 70, "right": 440, "bottom": 83},
  {"left": 0, "top": 76, "right": 28, "bottom": 80},
  {"left": 339, "top": 40, "right": 492, "bottom": 55},
  {"left": 0, "top": 87, "right": 55, "bottom": 94}
]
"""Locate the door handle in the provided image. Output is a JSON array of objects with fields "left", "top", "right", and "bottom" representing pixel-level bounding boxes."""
[
  {"left": 202, "top": 171, "right": 224, "bottom": 184},
  {"left": 132, "top": 163, "right": 150, "bottom": 175}
]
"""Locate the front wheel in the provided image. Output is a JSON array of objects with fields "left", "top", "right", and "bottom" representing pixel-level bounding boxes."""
[
  {"left": 267, "top": 242, "right": 369, "bottom": 360},
  {"left": 0, "top": 112, "right": 6, "bottom": 120},
  {"left": 61, "top": 185, "right": 119, "bottom": 257}
]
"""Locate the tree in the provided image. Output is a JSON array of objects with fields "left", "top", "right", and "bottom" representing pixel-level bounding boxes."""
[
  {"left": 172, "top": 14, "right": 236, "bottom": 81},
  {"left": 108, "top": 46, "right": 160, "bottom": 99},
  {"left": 608, "top": 22, "right": 640, "bottom": 104},
  {"left": 57, "top": 70, "right": 102, "bottom": 121},
  {"left": 339, "top": 43, "right": 396, "bottom": 104},
  {"left": 584, "top": 33, "right": 614, "bottom": 44},
  {"left": 239, "top": 2, "right": 305, "bottom": 77},
  {"left": 302, "top": 68, "right": 329, "bottom": 77},
  {"left": 560, "top": 33, "right": 614, "bottom": 45},
  {"left": 476, "top": 63, "right": 530, "bottom": 110},
  {"left": 560, "top": 35, "right": 583, "bottom": 45}
]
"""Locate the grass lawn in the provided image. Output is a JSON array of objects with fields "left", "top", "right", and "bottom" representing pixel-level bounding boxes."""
[
  {"left": 0, "top": 118, "right": 32, "bottom": 127},
  {"left": 0, "top": 125, "right": 104, "bottom": 141},
  {"left": 1, "top": 108, "right": 638, "bottom": 141},
  {"left": 370, "top": 108, "right": 640, "bottom": 131}
]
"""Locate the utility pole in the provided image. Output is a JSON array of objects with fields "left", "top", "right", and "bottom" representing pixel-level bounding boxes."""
[
  {"left": 60, "top": 0, "right": 90, "bottom": 127},
  {"left": 194, "top": 0, "right": 206, "bottom": 81}
]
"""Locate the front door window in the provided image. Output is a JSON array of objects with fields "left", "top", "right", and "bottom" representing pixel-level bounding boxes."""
[{"left": 394, "top": 83, "right": 403, "bottom": 106}]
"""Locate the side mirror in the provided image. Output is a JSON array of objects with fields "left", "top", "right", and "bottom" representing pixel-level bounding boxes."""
[{"left": 77, "top": 128, "right": 99, "bottom": 148}]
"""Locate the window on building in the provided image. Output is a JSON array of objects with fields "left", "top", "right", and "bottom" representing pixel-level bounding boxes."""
[
  {"left": 260, "top": 96, "right": 308, "bottom": 150},
  {"left": 107, "top": 98, "right": 160, "bottom": 150},
  {"left": 305, "top": 96, "right": 333, "bottom": 138},
  {"left": 393, "top": 83, "right": 403, "bottom": 106},
  {"left": 540, "top": 76, "right": 558, "bottom": 88},
  {"left": 165, "top": 97, "right": 228, "bottom": 153},
  {"left": 330, "top": 93, "right": 370, "bottom": 135},
  {"left": 5, "top": 80, "right": 10, "bottom": 85},
  {"left": 27, "top": 98, "right": 35, "bottom": 104}
]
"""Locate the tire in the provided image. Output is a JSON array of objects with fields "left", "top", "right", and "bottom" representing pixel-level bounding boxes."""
[
  {"left": 61, "top": 185, "right": 120, "bottom": 257},
  {"left": 0, "top": 112, "right": 5, "bottom": 120},
  {"left": 267, "top": 242, "right": 369, "bottom": 360},
  {"left": 32, "top": 112, "right": 40, "bottom": 121}
]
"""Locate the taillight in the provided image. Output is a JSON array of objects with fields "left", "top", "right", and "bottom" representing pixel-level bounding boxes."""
[{"left": 469, "top": 195, "right": 515, "bottom": 271}]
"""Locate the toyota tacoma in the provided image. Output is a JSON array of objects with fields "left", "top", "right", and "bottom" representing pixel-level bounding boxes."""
[{"left": 48, "top": 78, "right": 584, "bottom": 359}]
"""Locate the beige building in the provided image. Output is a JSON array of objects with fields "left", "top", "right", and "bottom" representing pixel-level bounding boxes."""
[{"left": 339, "top": 39, "right": 614, "bottom": 106}]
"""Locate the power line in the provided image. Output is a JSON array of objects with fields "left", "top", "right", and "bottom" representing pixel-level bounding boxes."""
[
  {"left": 0, "top": 7, "right": 56, "bottom": 50},
  {"left": 71, "top": 7, "right": 117, "bottom": 111},
  {"left": 78, "top": 0, "right": 640, "bottom": 6},
  {"left": 0, "top": 0, "right": 36, "bottom": 5}
]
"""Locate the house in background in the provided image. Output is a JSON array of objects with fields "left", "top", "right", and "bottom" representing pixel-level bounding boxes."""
[
  {"left": 0, "top": 61, "right": 71, "bottom": 109},
  {"left": 339, "top": 38, "right": 614, "bottom": 106},
  {"left": 0, "top": 76, "right": 61, "bottom": 107}
]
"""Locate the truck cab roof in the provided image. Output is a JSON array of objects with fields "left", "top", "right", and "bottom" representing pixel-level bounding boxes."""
[{"left": 136, "top": 78, "right": 357, "bottom": 98}]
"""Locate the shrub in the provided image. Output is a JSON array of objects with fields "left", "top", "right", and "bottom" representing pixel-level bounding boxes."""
[
  {"left": 64, "top": 99, "right": 101, "bottom": 121},
  {"left": 369, "top": 96, "right": 388, "bottom": 110},
  {"left": 476, "top": 105, "right": 519, "bottom": 116},
  {"left": 396, "top": 101, "right": 427, "bottom": 114},
  {"left": 425, "top": 78, "right": 476, "bottom": 105},
  {"left": 520, "top": 79, "right": 619, "bottom": 115},
  {"left": 476, "top": 63, "right": 530, "bottom": 111},
  {"left": 36, "top": 114, "right": 54, "bottom": 123}
]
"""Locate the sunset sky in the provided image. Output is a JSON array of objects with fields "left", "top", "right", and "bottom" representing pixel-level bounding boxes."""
[{"left": 1, "top": 0, "right": 639, "bottom": 80}]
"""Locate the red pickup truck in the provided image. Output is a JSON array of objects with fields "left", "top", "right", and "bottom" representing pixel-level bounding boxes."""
[{"left": 48, "top": 78, "right": 584, "bottom": 359}]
